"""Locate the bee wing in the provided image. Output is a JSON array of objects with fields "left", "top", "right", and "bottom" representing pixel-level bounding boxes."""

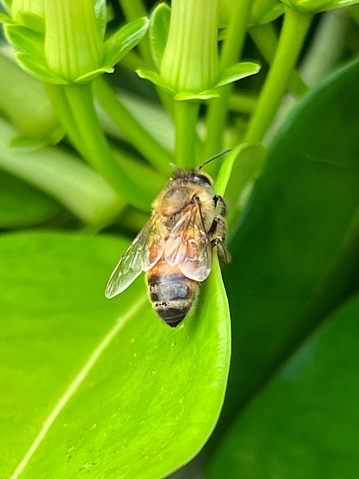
[
  {"left": 105, "top": 216, "right": 165, "bottom": 298},
  {"left": 165, "top": 205, "right": 212, "bottom": 282}
]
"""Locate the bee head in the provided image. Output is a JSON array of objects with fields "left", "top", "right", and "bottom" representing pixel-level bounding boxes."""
[
  {"left": 169, "top": 150, "right": 230, "bottom": 187},
  {"left": 169, "top": 165, "right": 213, "bottom": 188}
]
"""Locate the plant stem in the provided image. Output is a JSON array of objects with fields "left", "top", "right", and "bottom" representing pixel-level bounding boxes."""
[
  {"left": 245, "top": 8, "right": 313, "bottom": 144},
  {"left": 249, "top": 23, "right": 308, "bottom": 97},
  {"left": 174, "top": 101, "right": 199, "bottom": 168},
  {"left": 229, "top": 92, "right": 257, "bottom": 115},
  {"left": 118, "top": 0, "right": 153, "bottom": 66},
  {"left": 45, "top": 82, "right": 151, "bottom": 211},
  {"left": 94, "top": 78, "right": 172, "bottom": 175},
  {"left": 204, "top": 0, "right": 253, "bottom": 160},
  {"left": 300, "top": 10, "right": 347, "bottom": 86}
]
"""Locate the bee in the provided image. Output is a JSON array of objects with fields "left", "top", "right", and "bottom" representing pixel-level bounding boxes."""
[{"left": 105, "top": 159, "right": 230, "bottom": 327}]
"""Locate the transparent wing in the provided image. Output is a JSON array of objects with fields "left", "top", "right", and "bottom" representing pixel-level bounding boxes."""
[
  {"left": 105, "top": 215, "right": 165, "bottom": 298},
  {"left": 165, "top": 205, "right": 212, "bottom": 282}
]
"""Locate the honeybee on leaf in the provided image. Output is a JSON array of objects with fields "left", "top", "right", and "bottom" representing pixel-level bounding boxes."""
[{"left": 105, "top": 155, "right": 230, "bottom": 327}]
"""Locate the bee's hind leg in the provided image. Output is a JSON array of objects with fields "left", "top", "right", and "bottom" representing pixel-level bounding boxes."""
[
  {"left": 208, "top": 215, "right": 231, "bottom": 266},
  {"left": 213, "top": 194, "right": 227, "bottom": 216}
]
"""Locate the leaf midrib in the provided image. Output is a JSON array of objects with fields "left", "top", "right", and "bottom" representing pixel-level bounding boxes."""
[{"left": 9, "top": 296, "right": 147, "bottom": 479}]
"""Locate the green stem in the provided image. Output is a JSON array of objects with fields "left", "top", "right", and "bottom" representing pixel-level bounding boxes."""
[
  {"left": 245, "top": 8, "right": 313, "bottom": 144},
  {"left": 300, "top": 10, "right": 347, "bottom": 86},
  {"left": 118, "top": 0, "right": 153, "bottom": 66},
  {"left": 94, "top": 78, "right": 172, "bottom": 175},
  {"left": 229, "top": 92, "right": 258, "bottom": 115},
  {"left": 249, "top": 23, "right": 308, "bottom": 98},
  {"left": 45, "top": 82, "right": 151, "bottom": 211},
  {"left": 119, "top": 51, "right": 148, "bottom": 72},
  {"left": 204, "top": 0, "right": 253, "bottom": 159},
  {"left": 174, "top": 101, "right": 199, "bottom": 168}
]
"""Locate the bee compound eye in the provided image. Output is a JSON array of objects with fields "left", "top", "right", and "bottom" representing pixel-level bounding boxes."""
[{"left": 191, "top": 173, "right": 212, "bottom": 187}]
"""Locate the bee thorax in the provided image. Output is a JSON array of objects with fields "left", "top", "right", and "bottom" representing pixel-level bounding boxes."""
[{"left": 161, "top": 187, "right": 189, "bottom": 216}]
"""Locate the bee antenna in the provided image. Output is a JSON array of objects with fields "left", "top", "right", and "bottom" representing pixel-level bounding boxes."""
[{"left": 198, "top": 149, "right": 232, "bottom": 170}]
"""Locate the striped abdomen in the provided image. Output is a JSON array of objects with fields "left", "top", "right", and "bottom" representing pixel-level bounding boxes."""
[{"left": 146, "top": 260, "right": 198, "bottom": 327}]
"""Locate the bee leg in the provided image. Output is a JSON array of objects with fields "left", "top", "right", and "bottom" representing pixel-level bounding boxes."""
[
  {"left": 208, "top": 216, "right": 231, "bottom": 266},
  {"left": 213, "top": 194, "right": 227, "bottom": 217},
  {"left": 211, "top": 237, "right": 231, "bottom": 265},
  {"left": 210, "top": 195, "right": 230, "bottom": 265}
]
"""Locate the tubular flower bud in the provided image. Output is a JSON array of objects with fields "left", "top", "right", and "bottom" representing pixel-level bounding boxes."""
[
  {"left": 0, "top": 0, "right": 149, "bottom": 84},
  {"left": 137, "top": 0, "right": 260, "bottom": 102}
]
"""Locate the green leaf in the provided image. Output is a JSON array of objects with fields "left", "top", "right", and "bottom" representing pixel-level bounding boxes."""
[
  {"left": 207, "top": 294, "right": 359, "bottom": 478},
  {"left": 15, "top": 52, "right": 69, "bottom": 84},
  {"left": 0, "top": 11, "right": 14, "bottom": 24},
  {"left": 1, "top": 233, "right": 230, "bottom": 478},
  {"left": 4, "top": 23, "right": 44, "bottom": 60},
  {"left": 250, "top": 0, "right": 285, "bottom": 25},
  {"left": 281, "top": 0, "right": 359, "bottom": 12},
  {"left": 215, "top": 62, "right": 261, "bottom": 88},
  {"left": 219, "top": 57, "right": 359, "bottom": 425},
  {"left": 94, "top": 0, "right": 107, "bottom": 39},
  {"left": 174, "top": 90, "right": 221, "bottom": 101},
  {"left": 149, "top": 2, "right": 171, "bottom": 68},
  {"left": 104, "top": 16, "right": 149, "bottom": 67},
  {"left": 0, "top": 171, "right": 61, "bottom": 228},
  {"left": 74, "top": 66, "right": 114, "bottom": 84},
  {"left": 136, "top": 68, "right": 176, "bottom": 95},
  {"left": 10, "top": 128, "right": 64, "bottom": 149},
  {"left": 5, "top": 22, "right": 70, "bottom": 84},
  {"left": 16, "top": 11, "right": 45, "bottom": 33}
]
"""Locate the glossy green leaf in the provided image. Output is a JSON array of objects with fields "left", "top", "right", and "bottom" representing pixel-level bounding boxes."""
[
  {"left": 1, "top": 232, "right": 230, "bottom": 479},
  {"left": 220, "top": 57, "right": 359, "bottom": 424},
  {"left": 207, "top": 294, "right": 359, "bottom": 478},
  {"left": 104, "top": 17, "right": 149, "bottom": 68},
  {"left": 0, "top": 171, "right": 60, "bottom": 228},
  {"left": 214, "top": 62, "right": 261, "bottom": 88},
  {"left": 149, "top": 2, "right": 171, "bottom": 68}
]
